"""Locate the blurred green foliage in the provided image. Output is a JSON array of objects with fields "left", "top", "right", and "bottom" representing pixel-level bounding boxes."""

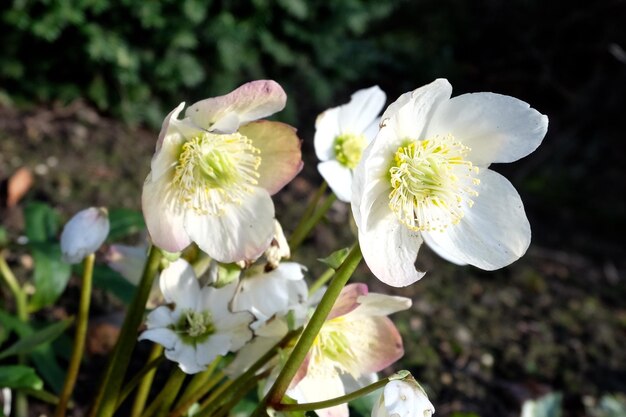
[{"left": 0, "top": 0, "right": 407, "bottom": 126}]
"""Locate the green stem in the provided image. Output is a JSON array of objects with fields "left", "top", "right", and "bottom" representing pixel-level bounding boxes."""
[
  {"left": 254, "top": 244, "right": 362, "bottom": 416},
  {"left": 124, "top": 345, "right": 164, "bottom": 416},
  {"left": 169, "top": 361, "right": 223, "bottom": 417},
  {"left": 288, "top": 186, "right": 336, "bottom": 253},
  {"left": 300, "top": 181, "right": 328, "bottom": 225},
  {"left": 195, "top": 329, "right": 300, "bottom": 417},
  {"left": 211, "top": 371, "right": 270, "bottom": 417},
  {"left": 90, "top": 245, "right": 163, "bottom": 417},
  {"left": 55, "top": 253, "right": 95, "bottom": 417},
  {"left": 1, "top": 252, "right": 29, "bottom": 417},
  {"left": 140, "top": 368, "right": 186, "bottom": 417},
  {"left": 308, "top": 267, "right": 335, "bottom": 295},
  {"left": 274, "top": 377, "right": 390, "bottom": 412}
]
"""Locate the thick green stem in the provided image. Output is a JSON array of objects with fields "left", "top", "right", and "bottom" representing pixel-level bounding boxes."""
[
  {"left": 140, "top": 368, "right": 186, "bottom": 417},
  {"left": 288, "top": 188, "right": 336, "bottom": 253},
  {"left": 254, "top": 244, "right": 362, "bottom": 415},
  {"left": 274, "top": 377, "right": 390, "bottom": 411},
  {"left": 55, "top": 253, "right": 95, "bottom": 417},
  {"left": 90, "top": 245, "right": 162, "bottom": 417},
  {"left": 1, "top": 252, "right": 29, "bottom": 417},
  {"left": 289, "top": 182, "right": 327, "bottom": 245},
  {"left": 126, "top": 344, "right": 164, "bottom": 417},
  {"left": 211, "top": 371, "right": 269, "bottom": 417},
  {"left": 169, "top": 361, "right": 224, "bottom": 417}
]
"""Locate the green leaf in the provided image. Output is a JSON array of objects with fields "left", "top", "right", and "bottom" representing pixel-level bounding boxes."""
[
  {"left": 214, "top": 262, "right": 241, "bottom": 288},
  {"left": 92, "top": 264, "right": 136, "bottom": 304},
  {"left": 0, "top": 365, "right": 43, "bottom": 390},
  {"left": 24, "top": 202, "right": 59, "bottom": 243},
  {"left": 0, "top": 318, "right": 73, "bottom": 360},
  {"left": 318, "top": 247, "right": 350, "bottom": 270},
  {"left": 28, "top": 242, "right": 72, "bottom": 311},
  {"left": 107, "top": 208, "right": 145, "bottom": 241},
  {"left": 0, "top": 225, "right": 8, "bottom": 247}
]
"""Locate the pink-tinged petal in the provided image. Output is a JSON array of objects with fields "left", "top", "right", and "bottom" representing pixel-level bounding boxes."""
[
  {"left": 141, "top": 173, "right": 192, "bottom": 253},
  {"left": 185, "top": 80, "right": 287, "bottom": 133},
  {"left": 344, "top": 316, "right": 404, "bottom": 373},
  {"left": 159, "top": 259, "right": 199, "bottom": 309},
  {"left": 425, "top": 92, "right": 548, "bottom": 166},
  {"left": 238, "top": 121, "right": 303, "bottom": 195},
  {"left": 327, "top": 283, "right": 369, "bottom": 320},
  {"left": 380, "top": 79, "right": 452, "bottom": 140},
  {"left": 422, "top": 168, "right": 531, "bottom": 270},
  {"left": 348, "top": 293, "right": 412, "bottom": 318},
  {"left": 314, "top": 107, "right": 341, "bottom": 161},
  {"left": 184, "top": 187, "right": 275, "bottom": 263},
  {"left": 358, "top": 196, "right": 426, "bottom": 287},
  {"left": 291, "top": 354, "right": 311, "bottom": 389},
  {"left": 318, "top": 160, "right": 353, "bottom": 203},
  {"left": 139, "top": 328, "right": 178, "bottom": 350},
  {"left": 338, "top": 86, "right": 386, "bottom": 135},
  {"left": 288, "top": 373, "right": 348, "bottom": 417}
]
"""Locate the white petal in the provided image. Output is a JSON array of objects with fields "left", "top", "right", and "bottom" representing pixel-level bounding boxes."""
[
  {"left": 288, "top": 373, "right": 348, "bottom": 417},
  {"left": 60, "top": 207, "right": 110, "bottom": 264},
  {"left": 159, "top": 259, "right": 199, "bottom": 309},
  {"left": 138, "top": 328, "right": 178, "bottom": 350},
  {"left": 380, "top": 79, "right": 452, "bottom": 140},
  {"left": 382, "top": 380, "right": 435, "bottom": 417},
  {"left": 195, "top": 334, "right": 232, "bottom": 367},
  {"left": 426, "top": 92, "right": 548, "bottom": 166},
  {"left": 144, "top": 305, "right": 174, "bottom": 328},
  {"left": 422, "top": 169, "right": 531, "bottom": 270},
  {"left": 165, "top": 341, "right": 205, "bottom": 374},
  {"left": 349, "top": 293, "right": 412, "bottom": 317},
  {"left": 362, "top": 118, "right": 381, "bottom": 145},
  {"left": 105, "top": 244, "right": 147, "bottom": 285},
  {"left": 314, "top": 107, "right": 341, "bottom": 161},
  {"left": 215, "top": 313, "right": 253, "bottom": 351},
  {"left": 422, "top": 233, "right": 469, "bottom": 265},
  {"left": 184, "top": 187, "right": 275, "bottom": 263},
  {"left": 338, "top": 86, "right": 386, "bottom": 135},
  {"left": 141, "top": 173, "right": 192, "bottom": 253},
  {"left": 358, "top": 197, "right": 425, "bottom": 287},
  {"left": 318, "top": 160, "right": 353, "bottom": 203},
  {"left": 224, "top": 334, "right": 280, "bottom": 378},
  {"left": 198, "top": 281, "right": 238, "bottom": 319}
]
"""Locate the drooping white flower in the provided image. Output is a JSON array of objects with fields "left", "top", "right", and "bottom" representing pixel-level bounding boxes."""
[
  {"left": 226, "top": 262, "right": 308, "bottom": 377},
  {"left": 288, "top": 283, "right": 411, "bottom": 417},
  {"left": 263, "top": 220, "right": 291, "bottom": 270},
  {"left": 138, "top": 259, "right": 253, "bottom": 374},
  {"left": 372, "top": 379, "right": 435, "bottom": 417},
  {"left": 60, "top": 207, "right": 109, "bottom": 264},
  {"left": 142, "top": 80, "right": 302, "bottom": 263},
  {"left": 352, "top": 79, "right": 549, "bottom": 286},
  {"left": 315, "top": 86, "right": 386, "bottom": 202}
]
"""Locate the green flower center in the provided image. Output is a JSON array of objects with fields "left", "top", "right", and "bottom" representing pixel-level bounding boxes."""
[
  {"left": 334, "top": 133, "right": 366, "bottom": 169},
  {"left": 172, "top": 132, "right": 261, "bottom": 215},
  {"left": 311, "top": 317, "right": 360, "bottom": 376},
  {"left": 388, "top": 135, "right": 480, "bottom": 232},
  {"left": 171, "top": 309, "right": 215, "bottom": 345}
]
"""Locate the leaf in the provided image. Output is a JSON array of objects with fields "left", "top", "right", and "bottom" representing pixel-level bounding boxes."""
[
  {"left": 0, "top": 317, "right": 73, "bottom": 360},
  {"left": 107, "top": 208, "right": 145, "bottom": 241},
  {"left": 0, "top": 365, "right": 43, "bottom": 390},
  {"left": 24, "top": 202, "right": 59, "bottom": 243},
  {"left": 28, "top": 242, "right": 71, "bottom": 311},
  {"left": 92, "top": 264, "right": 137, "bottom": 304},
  {"left": 318, "top": 247, "right": 350, "bottom": 270}
]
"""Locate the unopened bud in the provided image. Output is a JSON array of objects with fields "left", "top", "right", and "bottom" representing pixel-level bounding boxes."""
[
  {"left": 60, "top": 207, "right": 109, "bottom": 264},
  {"left": 372, "top": 378, "right": 435, "bottom": 417}
]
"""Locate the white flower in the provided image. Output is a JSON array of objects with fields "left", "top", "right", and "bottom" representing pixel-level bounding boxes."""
[
  {"left": 142, "top": 80, "right": 302, "bottom": 263},
  {"left": 352, "top": 79, "right": 549, "bottom": 286},
  {"left": 263, "top": 220, "right": 291, "bottom": 270},
  {"left": 372, "top": 379, "right": 435, "bottom": 417},
  {"left": 289, "top": 283, "right": 411, "bottom": 417},
  {"left": 225, "top": 262, "right": 308, "bottom": 377},
  {"left": 315, "top": 86, "right": 386, "bottom": 202},
  {"left": 60, "top": 207, "right": 109, "bottom": 264},
  {"left": 138, "top": 259, "right": 253, "bottom": 374}
]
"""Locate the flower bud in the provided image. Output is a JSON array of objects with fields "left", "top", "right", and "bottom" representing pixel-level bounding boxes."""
[
  {"left": 60, "top": 207, "right": 109, "bottom": 264},
  {"left": 372, "top": 379, "right": 435, "bottom": 417}
]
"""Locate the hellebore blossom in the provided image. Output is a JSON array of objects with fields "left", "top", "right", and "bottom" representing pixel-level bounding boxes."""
[
  {"left": 288, "top": 283, "right": 411, "bottom": 417},
  {"left": 60, "top": 207, "right": 110, "bottom": 264},
  {"left": 315, "top": 86, "right": 386, "bottom": 202},
  {"left": 372, "top": 379, "right": 435, "bottom": 417},
  {"left": 352, "top": 79, "right": 549, "bottom": 286},
  {"left": 142, "top": 80, "right": 302, "bottom": 263},
  {"left": 139, "top": 259, "right": 253, "bottom": 374}
]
